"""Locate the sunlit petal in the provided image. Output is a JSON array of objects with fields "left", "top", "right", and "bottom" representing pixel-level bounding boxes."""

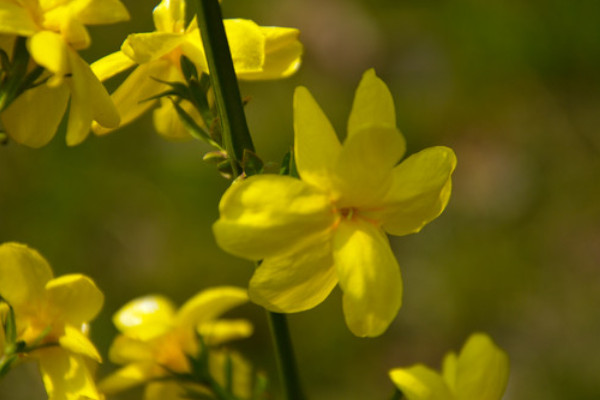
[
  {"left": 370, "top": 146, "right": 456, "bottom": 236},
  {"left": 152, "top": 0, "right": 185, "bottom": 33},
  {"left": 108, "top": 335, "right": 154, "bottom": 364},
  {"left": 455, "top": 333, "right": 509, "bottom": 400},
  {"left": 347, "top": 69, "right": 399, "bottom": 137},
  {"left": 91, "top": 51, "right": 136, "bottom": 82},
  {"left": 293, "top": 86, "right": 342, "bottom": 192},
  {"left": 176, "top": 287, "right": 248, "bottom": 328},
  {"left": 0, "top": 2, "right": 38, "bottom": 36},
  {"left": 59, "top": 325, "right": 102, "bottom": 362},
  {"left": 199, "top": 319, "right": 254, "bottom": 346},
  {"left": 249, "top": 233, "right": 337, "bottom": 313},
  {"left": 389, "top": 365, "right": 455, "bottom": 400},
  {"left": 224, "top": 19, "right": 265, "bottom": 74},
  {"left": 99, "top": 362, "right": 156, "bottom": 395},
  {"left": 0, "top": 243, "right": 52, "bottom": 309},
  {"left": 38, "top": 348, "right": 100, "bottom": 400},
  {"left": 74, "top": 0, "right": 130, "bottom": 25},
  {"left": 28, "top": 31, "right": 70, "bottom": 78},
  {"left": 0, "top": 80, "right": 69, "bottom": 147},
  {"left": 213, "top": 174, "right": 335, "bottom": 260},
  {"left": 121, "top": 31, "right": 185, "bottom": 64},
  {"left": 152, "top": 97, "right": 199, "bottom": 140},
  {"left": 442, "top": 352, "right": 458, "bottom": 393},
  {"left": 113, "top": 295, "right": 176, "bottom": 340},
  {"left": 45, "top": 274, "right": 104, "bottom": 326},
  {"left": 333, "top": 219, "right": 402, "bottom": 337}
]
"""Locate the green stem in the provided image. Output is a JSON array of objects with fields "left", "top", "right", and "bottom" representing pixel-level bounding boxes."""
[
  {"left": 268, "top": 312, "right": 307, "bottom": 400},
  {"left": 195, "top": 0, "right": 255, "bottom": 177}
]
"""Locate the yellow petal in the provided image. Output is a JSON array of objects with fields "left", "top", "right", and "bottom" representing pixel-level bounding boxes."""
[
  {"left": 145, "top": 381, "right": 190, "bottom": 400},
  {"left": 74, "top": 0, "right": 130, "bottom": 25},
  {"left": 176, "top": 286, "right": 248, "bottom": 328},
  {"left": 347, "top": 69, "right": 398, "bottom": 137},
  {"left": 113, "top": 295, "right": 176, "bottom": 340},
  {"left": 455, "top": 333, "right": 509, "bottom": 400},
  {"left": 209, "top": 351, "right": 252, "bottom": 400},
  {"left": 249, "top": 233, "right": 337, "bottom": 313},
  {"left": 180, "top": 32, "right": 209, "bottom": 73},
  {"left": 389, "top": 365, "right": 455, "bottom": 400},
  {"left": 0, "top": 80, "right": 69, "bottom": 147},
  {"left": 237, "top": 27, "right": 302, "bottom": 80},
  {"left": 333, "top": 219, "right": 402, "bottom": 337},
  {"left": 373, "top": 146, "right": 457, "bottom": 236},
  {"left": 224, "top": 19, "right": 265, "bottom": 73},
  {"left": 91, "top": 50, "right": 136, "bottom": 82},
  {"left": 442, "top": 352, "right": 458, "bottom": 393},
  {"left": 45, "top": 274, "right": 104, "bottom": 325},
  {"left": 334, "top": 125, "right": 405, "bottom": 208},
  {"left": 108, "top": 334, "right": 154, "bottom": 364},
  {"left": 121, "top": 31, "right": 185, "bottom": 64},
  {"left": 28, "top": 31, "right": 70, "bottom": 77},
  {"left": 199, "top": 319, "right": 254, "bottom": 346},
  {"left": 66, "top": 49, "right": 120, "bottom": 145},
  {"left": 38, "top": 348, "right": 100, "bottom": 400},
  {"left": 59, "top": 325, "right": 102, "bottom": 362},
  {"left": 152, "top": 97, "right": 199, "bottom": 140},
  {"left": 0, "top": 2, "right": 38, "bottom": 36},
  {"left": 0, "top": 242, "right": 52, "bottom": 309},
  {"left": 99, "top": 362, "right": 156, "bottom": 395},
  {"left": 293, "top": 86, "right": 342, "bottom": 192},
  {"left": 92, "top": 60, "right": 174, "bottom": 135},
  {"left": 152, "top": 0, "right": 185, "bottom": 33},
  {"left": 213, "top": 174, "right": 336, "bottom": 260}
]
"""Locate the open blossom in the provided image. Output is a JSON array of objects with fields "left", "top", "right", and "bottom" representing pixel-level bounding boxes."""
[
  {"left": 91, "top": 0, "right": 303, "bottom": 140},
  {"left": 213, "top": 69, "right": 456, "bottom": 337},
  {"left": 0, "top": 242, "right": 104, "bottom": 400},
  {"left": 99, "top": 287, "right": 253, "bottom": 400},
  {"left": 0, "top": 0, "right": 129, "bottom": 147},
  {"left": 389, "top": 333, "right": 510, "bottom": 400}
]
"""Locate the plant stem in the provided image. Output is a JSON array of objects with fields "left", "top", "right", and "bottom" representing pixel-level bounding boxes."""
[
  {"left": 194, "top": 0, "right": 255, "bottom": 177},
  {"left": 268, "top": 312, "right": 306, "bottom": 400}
]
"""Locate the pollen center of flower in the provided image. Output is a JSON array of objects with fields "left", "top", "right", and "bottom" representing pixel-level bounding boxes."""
[{"left": 340, "top": 207, "right": 357, "bottom": 220}]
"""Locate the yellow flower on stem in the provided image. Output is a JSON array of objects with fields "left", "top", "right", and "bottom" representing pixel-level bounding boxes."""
[
  {"left": 99, "top": 287, "right": 253, "bottom": 400},
  {"left": 389, "top": 333, "right": 510, "bottom": 400},
  {"left": 0, "top": 0, "right": 129, "bottom": 147},
  {"left": 91, "top": 0, "right": 303, "bottom": 140},
  {"left": 0, "top": 242, "right": 104, "bottom": 400},
  {"left": 213, "top": 69, "right": 457, "bottom": 337}
]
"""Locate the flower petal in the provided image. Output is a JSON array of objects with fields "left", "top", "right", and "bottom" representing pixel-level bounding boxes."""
[
  {"left": 91, "top": 50, "right": 136, "bottom": 82},
  {"left": 374, "top": 146, "right": 457, "bottom": 236},
  {"left": 113, "top": 295, "right": 176, "bottom": 340},
  {"left": 442, "top": 352, "right": 458, "bottom": 393},
  {"left": 249, "top": 233, "right": 337, "bottom": 313},
  {"left": 0, "top": 80, "right": 69, "bottom": 147},
  {"left": 59, "top": 325, "right": 102, "bottom": 362},
  {"left": 37, "top": 348, "right": 100, "bottom": 400},
  {"left": 334, "top": 125, "right": 405, "bottom": 208},
  {"left": 66, "top": 49, "right": 120, "bottom": 145},
  {"left": 199, "top": 319, "right": 254, "bottom": 346},
  {"left": 389, "top": 365, "right": 455, "bottom": 400},
  {"left": 108, "top": 334, "right": 154, "bottom": 364},
  {"left": 0, "top": 2, "right": 38, "bottom": 36},
  {"left": 152, "top": 97, "right": 199, "bottom": 140},
  {"left": 45, "top": 274, "right": 104, "bottom": 326},
  {"left": 224, "top": 19, "right": 265, "bottom": 74},
  {"left": 347, "top": 69, "right": 399, "bottom": 137},
  {"left": 293, "top": 86, "right": 342, "bottom": 192},
  {"left": 145, "top": 381, "right": 191, "bottom": 400},
  {"left": 121, "top": 31, "right": 185, "bottom": 64},
  {"left": 455, "top": 333, "right": 509, "bottom": 400},
  {"left": 213, "top": 174, "right": 336, "bottom": 260},
  {"left": 237, "top": 27, "right": 302, "bottom": 80},
  {"left": 176, "top": 287, "right": 248, "bottom": 328},
  {"left": 74, "top": 0, "right": 130, "bottom": 25},
  {"left": 0, "top": 243, "right": 52, "bottom": 309},
  {"left": 28, "top": 31, "right": 70, "bottom": 78},
  {"left": 99, "top": 362, "right": 156, "bottom": 394},
  {"left": 333, "top": 219, "right": 402, "bottom": 337},
  {"left": 153, "top": 0, "right": 185, "bottom": 33}
]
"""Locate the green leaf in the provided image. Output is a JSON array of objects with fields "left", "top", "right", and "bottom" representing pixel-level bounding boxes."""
[
  {"left": 242, "top": 149, "right": 264, "bottom": 177},
  {"left": 180, "top": 55, "right": 199, "bottom": 82},
  {"left": 279, "top": 149, "right": 299, "bottom": 178},
  {"left": 171, "top": 99, "right": 220, "bottom": 148}
]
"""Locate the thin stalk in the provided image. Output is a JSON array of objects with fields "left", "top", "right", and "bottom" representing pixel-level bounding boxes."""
[
  {"left": 268, "top": 312, "right": 306, "bottom": 400},
  {"left": 195, "top": 0, "right": 254, "bottom": 177}
]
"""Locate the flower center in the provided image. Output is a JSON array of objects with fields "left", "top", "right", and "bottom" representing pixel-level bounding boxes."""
[{"left": 339, "top": 207, "right": 357, "bottom": 220}]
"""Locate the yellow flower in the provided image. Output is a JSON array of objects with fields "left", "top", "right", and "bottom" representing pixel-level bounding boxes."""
[
  {"left": 99, "top": 287, "right": 253, "bottom": 399},
  {"left": 0, "top": 242, "right": 104, "bottom": 400},
  {"left": 0, "top": 0, "right": 129, "bottom": 147},
  {"left": 213, "top": 69, "right": 457, "bottom": 337},
  {"left": 91, "top": 0, "right": 303, "bottom": 140},
  {"left": 389, "top": 333, "right": 510, "bottom": 400}
]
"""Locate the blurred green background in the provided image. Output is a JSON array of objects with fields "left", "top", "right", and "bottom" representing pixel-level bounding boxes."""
[{"left": 1, "top": 0, "right": 600, "bottom": 399}]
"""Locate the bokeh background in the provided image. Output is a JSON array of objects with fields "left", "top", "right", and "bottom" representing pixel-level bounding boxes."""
[{"left": 1, "top": 0, "right": 600, "bottom": 399}]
